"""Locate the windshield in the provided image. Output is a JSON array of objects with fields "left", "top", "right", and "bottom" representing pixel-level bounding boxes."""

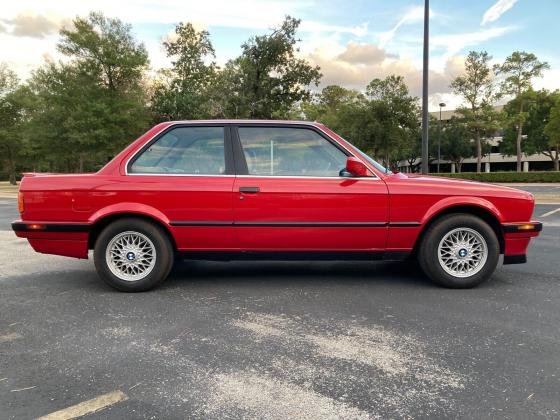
[{"left": 354, "top": 147, "right": 392, "bottom": 174}]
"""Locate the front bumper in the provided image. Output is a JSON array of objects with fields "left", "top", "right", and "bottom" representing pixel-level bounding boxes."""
[
  {"left": 501, "top": 222, "right": 543, "bottom": 234},
  {"left": 501, "top": 221, "right": 542, "bottom": 265}
]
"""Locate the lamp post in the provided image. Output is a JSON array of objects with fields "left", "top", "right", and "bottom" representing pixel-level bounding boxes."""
[
  {"left": 437, "top": 102, "right": 445, "bottom": 173},
  {"left": 421, "top": 0, "right": 429, "bottom": 174}
]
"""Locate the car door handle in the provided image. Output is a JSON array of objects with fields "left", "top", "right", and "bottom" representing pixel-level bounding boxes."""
[{"left": 239, "top": 186, "right": 260, "bottom": 193}]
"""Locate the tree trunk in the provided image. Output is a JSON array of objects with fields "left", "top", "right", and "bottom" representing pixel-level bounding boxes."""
[
  {"left": 554, "top": 147, "right": 559, "bottom": 171},
  {"left": 457, "top": 161, "right": 462, "bottom": 173},
  {"left": 6, "top": 145, "right": 17, "bottom": 185},
  {"left": 476, "top": 130, "right": 481, "bottom": 173},
  {"left": 516, "top": 100, "right": 524, "bottom": 173},
  {"left": 78, "top": 154, "right": 85, "bottom": 173},
  {"left": 516, "top": 123, "right": 523, "bottom": 172}
]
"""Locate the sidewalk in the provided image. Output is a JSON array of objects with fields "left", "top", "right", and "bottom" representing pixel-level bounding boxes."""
[
  {"left": 496, "top": 183, "right": 560, "bottom": 204},
  {"left": 0, "top": 182, "right": 18, "bottom": 198}
]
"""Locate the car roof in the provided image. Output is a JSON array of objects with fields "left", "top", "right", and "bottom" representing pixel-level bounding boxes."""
[{"left": 164, "top": 119, "right": 322, "bottom": 126}]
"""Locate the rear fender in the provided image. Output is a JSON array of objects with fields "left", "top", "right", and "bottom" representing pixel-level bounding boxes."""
[{"left": 88, "top": 202, "right": 171, "bottom": 226}]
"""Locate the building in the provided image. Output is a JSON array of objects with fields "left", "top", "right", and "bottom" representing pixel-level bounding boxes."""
[{"left": 398, "top": 106, "right": 555, "bottom": 173}]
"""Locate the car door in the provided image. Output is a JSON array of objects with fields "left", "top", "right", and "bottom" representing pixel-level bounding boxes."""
[
  {"left": 232, "top": 124, "right": 389, "bottom": 251},
  {"left": 125, "top": 123, "right": 236, "bottom": 250}
]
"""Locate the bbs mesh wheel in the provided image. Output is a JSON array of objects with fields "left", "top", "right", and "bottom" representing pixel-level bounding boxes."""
[
  {"left": 418, "top": 213, "right": 500, "bottom": 288},
  {"left": 94, "top": 218, "right": 174, "bottom": 292}
]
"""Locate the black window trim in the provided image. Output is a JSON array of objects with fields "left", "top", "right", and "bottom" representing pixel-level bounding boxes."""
[
  {"left": 124, "top": 121, "right": 380, "bottom": 179},
  {"left": 125, "top": 123, "right": 235, "bottom": 176},
  {"left": 231, "top": 123, "right": 352, "bottom": 177}
]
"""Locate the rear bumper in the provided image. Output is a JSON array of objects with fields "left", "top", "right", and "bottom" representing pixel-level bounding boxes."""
[
  {"left": 501, "top": 221, "right": 542, "bottom": 264},
  {"left": 12, "top": 221, "right": 91, "bottom": 233},
  {"left": 12, "top": 220, "right": 90, "bottom": 259}
]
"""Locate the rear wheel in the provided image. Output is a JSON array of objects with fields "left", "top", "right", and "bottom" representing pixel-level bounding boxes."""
[
  {"left": 94, "top": 218, "right": 174, "bottom": 292},
  {"left": 418, "top": 214, "right": 499, "bottom": 288}
]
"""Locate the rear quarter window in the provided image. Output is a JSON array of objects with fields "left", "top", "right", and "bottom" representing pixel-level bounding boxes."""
[{"left": 129, "top": 126, "right": 225, "bottom": 175}]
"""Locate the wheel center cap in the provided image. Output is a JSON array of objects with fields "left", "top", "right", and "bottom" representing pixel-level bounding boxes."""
[
  {"left": 126, "top": 251, "right": 136, "bottom": 261},
  {"left": 458, "top": 248, "right": 468, "bottom": 258}
]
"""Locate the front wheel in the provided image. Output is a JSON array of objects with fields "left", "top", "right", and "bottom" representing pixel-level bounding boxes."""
[
  {"left": 94, "top": 218, "right": 174, "bottom": 292},
  {"left": 418, "top": 214, "right": 500, "bottom": 288}
]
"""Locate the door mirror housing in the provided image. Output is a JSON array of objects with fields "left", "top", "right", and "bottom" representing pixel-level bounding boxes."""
[{"left": 344, "top": 156, "right": 370, "bottom": 177}]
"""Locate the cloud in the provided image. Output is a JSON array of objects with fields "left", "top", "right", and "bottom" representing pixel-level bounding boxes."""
[
  {"left": 533, "top": 68, "right": 560, "bottom": 92},
  {"left": 378, "top": 6, "right": 428, "bottom": 49},
  {"left": 300, "top": 21, "right": 369, "bottom": 37},
  {"left": 336, "top": 42, "right": 396, "bottom": 65},
  {"left": 2, "top": 0, "right": 363, "bottom": 35},
  {"left": 1, "top": 13, "right": 64, "bottom": 38},
  {"left": 304, "top": 40, "right": 465, "bottom": 99},
  {"left": 432, "top": 26, "right": 515, "bottom": 58},
  {"left": 481, "top": 0, "right": 518, "bottom": 25}
]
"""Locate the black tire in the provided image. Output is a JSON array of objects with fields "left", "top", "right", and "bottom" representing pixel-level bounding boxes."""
[
  {"left": 94, "top": 218, "right": 174, "bottom": 292},
  {"left": 418, "top": 213, "right": 499, "bottom": 288}
]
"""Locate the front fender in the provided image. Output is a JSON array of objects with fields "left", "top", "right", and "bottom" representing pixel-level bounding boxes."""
[{"left": 421, "top": 196, "right": 504, "bottom": 226}]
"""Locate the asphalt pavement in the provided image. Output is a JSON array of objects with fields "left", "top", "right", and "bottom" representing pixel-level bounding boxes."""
[{"left": 1, "top": 197, "right": 559, "bottom": 419}]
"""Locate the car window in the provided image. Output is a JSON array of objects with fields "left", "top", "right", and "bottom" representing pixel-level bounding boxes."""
[
  {"left": 238, "top": 127, "right": 348, "bottom": 177},
  {"left": 129, "top": 126, "right": 225, "bottom": 174}
]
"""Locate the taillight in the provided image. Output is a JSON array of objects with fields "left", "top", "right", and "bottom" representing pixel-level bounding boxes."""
[{"left": 18, "top": 191, "right": 24, "bottom": 214}]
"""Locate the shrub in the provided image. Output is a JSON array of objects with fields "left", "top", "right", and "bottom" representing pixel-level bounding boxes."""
[{"left": 429, "top": 171, "right": 560, "bottom": 183}]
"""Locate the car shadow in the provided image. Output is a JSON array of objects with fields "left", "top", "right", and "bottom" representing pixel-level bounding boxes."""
[{"left": 160, "top": 259, "right": 433, "bottom": 290}]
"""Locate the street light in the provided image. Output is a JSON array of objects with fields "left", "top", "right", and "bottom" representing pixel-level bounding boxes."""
[
  {"left": 437, "top": 102, "right": 446, "bottom": 173},
  {"left": 421, "top": 0, "right": 429, "bottom": 174}
]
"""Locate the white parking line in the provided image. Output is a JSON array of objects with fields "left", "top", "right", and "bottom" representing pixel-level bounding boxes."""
[
  {"left": 11, "top": 386, "right": 36, "bottom": 392},
  {"left": 541, "top": 207, "right": 560, "bottom": 218},
  {"left": 0, "top": 332, "right": 22, "bottom": 343},
  {"left": 38, "top": 390, "right": 128, "bottom": 420}
]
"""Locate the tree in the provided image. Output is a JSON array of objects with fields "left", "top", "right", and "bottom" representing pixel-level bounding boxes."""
[
  {"left": 450, "top": 51, "right": 495, "bottom": 172},
  {"left": 300, "top": 85, "right": 364, "bottom": 130},
  {"left": 151, "top": 22, "right": 218, "bottom": 120},
  {"left": 440, "top": 117, "right": 475, "bottom": 173},
  {"left": 500, "top": 89, "right": 558, "bottom": 169},
  {"left": 544, "top": 94, "right": 560, "bottom": 171},
  {"left": 399, "top": 125, "right": 421, "bottom": 172},
  {"left": 365, "top": 75, "right": 419, "bottom": 167},
  {"left": 218, "top": 16, "right": 321, "bottom": 118},
  {"left": 494, "top": 51, "right": 549, "bottom": 172},
  {"left": 58, "top": 12, "right": 149, "bottom": 92},
  {"left": 300, "top": 77, "right": 419, "bottom": 170},
  {"left": 0, "top": 63, "right": 18, "bottom": 95},
  {"left": 27, "top": 12, "right": 150, "bottom": 172},
  {"left": 0, "top": 64, "right": 23, "bottom": 184},
  {"left": 0, "top": 65, "right": 38, "bottom": 184}
]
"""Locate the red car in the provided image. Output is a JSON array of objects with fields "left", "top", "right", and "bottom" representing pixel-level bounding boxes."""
[{"left": 12, "top": 120, "right": 542, "bottom": 292}]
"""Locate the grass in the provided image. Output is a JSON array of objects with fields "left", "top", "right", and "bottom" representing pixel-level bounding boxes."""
[
  {"left": 430, "top": 171, "right": 560, "bottom": 183},
  {"left": 0, "top": 182, "right": 19, "bottom": 196}
]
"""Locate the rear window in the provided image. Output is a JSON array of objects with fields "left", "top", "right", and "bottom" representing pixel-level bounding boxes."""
[{"left": 129, "top": 126, "right": 225, "bottom": 175}]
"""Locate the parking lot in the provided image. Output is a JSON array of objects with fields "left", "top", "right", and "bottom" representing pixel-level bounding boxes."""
[{"left": 1, "top": 196, "right": 559, "bottom": 419}]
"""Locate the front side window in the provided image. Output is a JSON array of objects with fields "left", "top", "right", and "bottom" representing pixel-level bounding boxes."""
[
  {"left": 238, "top": 127, "right": 348, "bottom": 177},
  {"left": 129, "top": 126, "right": 225, "bottom": 175}
]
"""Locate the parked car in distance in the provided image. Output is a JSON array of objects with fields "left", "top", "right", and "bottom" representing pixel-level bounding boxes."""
[{"left": 13, "top": 120, "right": 542, "bottom": 292}]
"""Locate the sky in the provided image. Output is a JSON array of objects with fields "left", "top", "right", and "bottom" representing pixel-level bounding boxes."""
[{"left": 1, "top": 0, "right": 559, "bottom": 110}]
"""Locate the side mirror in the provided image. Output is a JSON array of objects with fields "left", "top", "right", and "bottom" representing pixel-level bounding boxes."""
[{"left": 344, "top": 156, "right": 369, "bottom": 177}]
